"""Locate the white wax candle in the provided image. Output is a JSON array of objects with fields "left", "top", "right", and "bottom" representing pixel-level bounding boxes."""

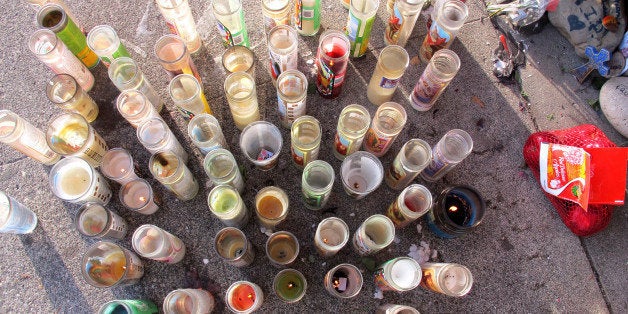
[
  {"left": 390, "top": 258, "right": 419, "bottom": 289},
  {"left": 443, "top": 265, "right": 468, "bottom": 292},
  {"left": 58, "top": 166, "right": 91, "bottom": 198},
  {"left": 319, "top": 228, "right": 342, "bottom": 246}
]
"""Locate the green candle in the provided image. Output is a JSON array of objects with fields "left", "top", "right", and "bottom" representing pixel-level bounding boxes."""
[{"left": 273, "top": 269, "right": 307, "bottom": 303}]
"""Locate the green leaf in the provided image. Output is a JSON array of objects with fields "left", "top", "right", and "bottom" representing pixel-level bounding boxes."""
[
  {"left": 571, "top": 185, "right": 580, "bottom": 197},
  {"left": 546, "top": 113, "right": 555, "bottom": 121}
]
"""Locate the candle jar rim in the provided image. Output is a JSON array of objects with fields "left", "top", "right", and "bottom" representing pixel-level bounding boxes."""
[
  {"left": 316, "top": 217, "right": 350, "bottom": 250},
  {"left": 397, "top": 184, "right": 433, "bottom": 219},
  {"left": 438, "top": 128, "right": 473, "bottom": 163},
  {"left": 212, "top": 0, "right": 242, "bottom": 16},
  {"left": 318, "top": 30, "right": 351, "bottom": 62},
  {"left": 46, "top": 74, "right": 79, "bottom": 105},
  {"left": 189, "top": 114, "right": 224, "bottom": 147},
  {"left": 203, "top": 148, "right": 237, "bottom": 181},
  {"left": 291, "top": 115, "right": 321, "bottom": 149},
  {"left": 75, "top": 202, "right": 110, "bottom": 237},
  {"left": 155, "top": 34, "right": 188, "bottom": 65},
  {"left": 149, "top": 151, "right": 184, "bottom": 183},
  {"left": 338, "top": 104, "right": 371, "bottom": 137},
  {"left": 207, "top": 184, "right": 244, "bottom": 218},
  {"left": 396, "top": 0, "right": 425, "bottom": 13},
  {"left": 80, "top": 241, "right": 131, "bottom": 288},
  {"left": 0, "top": 110, "right": 22, "bottom": 143},
  {"left": 277, "top": 70, "right": 308, "bottom": 103},
  {"left": 427, "top": 49, "right": 461, "bottom": 81},
  {"left": 267, "top": 25, "right": 298, "bottom": 55},
  {"left": 224, "top": 71, "right": 256, "bottom": 102},
  {"left": 399, "top": 139, "right": 432, "bottom": 171},
  {"left": 131, "top": 224, "right": 166, "bottom": 258},
  {"left": 46, "top": 112, "right": 93, "bottom": 155},
  {"left": 429, "top": 262, "right": 474, "bottom": 296},
  {"left": 373, "top": 102, "right": 407, "bottom": 136},
  {"left": 436, "top": 185, "right": 486, "bottom": 229},
  {"left": 155, "top": 0, "right": 184, "bottom": 9},
  {"left": 261, "top": 0, "right": 291, "bottom": 13},
  {"left": 214, "top": 226, "right": 249, "bottom": 259},
  {"left": 302, "top": 160, "right": 335, "bottom": 192},
  {"left": 108, "top": 57, "right": 141, "bottom": 87},
  {"left": 163, "top": 289, "right": 211, "bottom": 314},
  {"left": 87, "top": 25, "right": 121, "bottom": 55},
  {"left": 273, "top": 268, "right": 307, "bottom": 303},
  {"left": 325, "top": 263, "right": 363, "bottom": 298},
  {"left": 340, "top": 151, "right": 384, "bottom": 195},
  {"left": 137, "top": 118, "right": 169, "bottom": 147},
  {"left": 226, "top": 281, "right": 263, "bottom": 313},
  {"left": 168, "top": 74, "right": 201, "bottom": 103},
  {"left": 239, "top": 121, "right": 283, "bottom": 165},
  {"left": 350, "top": 0, "right": 379, "bottom": 15},
  {"left": 435, "top": 0, "right": 469, "bottom": 31},
  {"left": 119, "top": 178, "right": 153, "bottom": 210},
  {"left": 255, "top": 186, "right": 289, "bottom": 222},
  {"left": 28, "top": 29, "right": 60, "bottom": 57},
  {"left": 266, "top": 230, "right": 299, "bottom": 265},
  {"left": 49, "top": 157, "right": 96, "bottom": 202},
  {"left": 221, "top": 45, "right": 256, "bottom": 74},
  {"left": 357, "top": 214, "right": 395, "bottom": 248},
  {"left": 379, "top": 257, "right": 422, "bottom": 291},
  {"left": 101, "top": 148, "right": 134, "bottom": 179},
  {"left": 36, "top": 3, "right": 68, "bottom": 32},
  {"left": 116, "top": 90, "right": 150, "bottom": 119},
  {"left": 378, "top": 45, "right": 410, "bottom": 74}
]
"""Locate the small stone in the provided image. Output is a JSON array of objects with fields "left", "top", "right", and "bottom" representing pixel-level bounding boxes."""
[
  {"left": 600, "top": 77, "right": 628, "bottom": 137},
  {"left": 202, "top": 259, "right": 209, "bottom": 265},
  {"left": 416, "top": 224, "right": 423, "bottom": 234},
  {"left": 349, "top": 213, "right": 355, "bottom": 217},
  {"left": 393, "top": 236, "right": 401, "bottom": 244},
  {"left": 373, "top": 287, "right": 384, "bottom": 299}
]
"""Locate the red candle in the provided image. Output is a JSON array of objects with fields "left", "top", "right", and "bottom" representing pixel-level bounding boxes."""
[{"left": 230, "top": 283, "right": 256, "bottom": 311}]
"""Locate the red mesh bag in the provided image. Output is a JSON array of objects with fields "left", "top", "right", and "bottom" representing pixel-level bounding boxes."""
[{"left": 523, "top": 124, "right": 616, "bottom": 236}]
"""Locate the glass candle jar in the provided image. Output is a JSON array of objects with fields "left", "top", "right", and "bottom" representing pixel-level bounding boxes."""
[
  {"left": 225, "top": 281, "right": 264, "bottom": 313},
  {"left": 149, "top": 151, "right": 199, "bottom": 201},
  {"left": 81, "top": 241, "right": 144, "bottom": 288},
  {"left": 374, "top": 257, "right": 422, "bottom": 292},
  {"left": 76, "top": 203, "right": 127, "bottom": 240},
  {"left": 222, "top": 45, "right": 256, "bottom": 77},
  {"left": 385, "top": 184, "right": 432, "bottom": 228},
  {"left": 301, "top": 160, "right": 334, "bottom": 210},
  {"left": 333, "top": 104, "right": 371, "bottom": 160},
  {"left": 49, "top": 157, "right": 112, "bottom": 205},
  {"left": 132, "top": 224, "right": 186, "bottom": 264},
  {"left": 25, "top": 0, "right": 81, "bottom": 31},
  {"left": 168, "top": 74, "right": 212, "bottom": 119},
  {"left": 262, "top": 0, "right": 292, "bottom": 33},
  {"left": 254, "top": 186, "right": 289, "bottom": 231},
  {"left": 324, "top": 263, "right": 363, "bottom": 298},
  {"left": 137, "top": 118, "right": 189, "bottom": 163},
  {"left": 419, "top": 0, "right": 468, "bottom": 62},
  {"left": 293, "top": 0, "right": 321, "bottom": 36},
  {"left": 46, "top": 74, "right": 99, "bottom": 123},
  {"left": 426, "top": 185, "right": 485, "bottom": 238},
  {"left": 315, "top": 30, "right": 350, "bottom": 98},
  {"left": 36, "top": 4, "right": 99, "bottom": 68},
  {"left": 0, "top": 191, "right": 38, "bottom": 234},
  {"left": 108, "top": 57, "right": 164, "bottom": 112},
  {"left": 155, "top": 0, "right": 202, "bottom": 53},
  {"left": 384, "top": 0, "right": 426, "bottom": 47},
  {"left": 277, "top": 70, "right": 308, "bottom": 128},
  {"left": 314, "top": 217, "right": 349, "bottom": 257},
  {"left": 267, "top": 25, "right": 298, "bottom": 82},
  {"left": 46, "top": 113, "right": 109, "bottom": 167},
  {"left": 352, "top": 214, "right": 395, "bottom": 255},
  {"left": 100, "top": 148, "right": 140, "bottom": 185},
  {"left": 385, "top": 138, "right": 432, "bottom": 190},
  {"left": 163, "top": 289, "right": 215, "bottom": 314},
  {"left": 273, "top": 269, "right": 307, "bottom": 303},
  {"left": 207, "top": 185, "right": 249, "bottom": 228},
  {"left": 203, "top": 148, "right": 244, "bottom": 193},
  {"left": 340, "top": 151, "right": 383, "bottom": 199},
  {"left": 28, "top": 29, "right": 95, "bottom": 92},
  {"left": 421, "top": 128, "right": 472, "bottom": 181},
  {"left": 410, "top": 49, "right": 461, "bottom": 111},
  {"left": 188, "top": 113, "right": 228, "bottom": 155},
  {"left": 214, "top": 227, "right": 256, "bottom": 267},
  {"left": 290, "top": 115, "right": 320, "bottom": 168},
  {"left": 99, "top": 300, "right": 158, "bottom": 314},
  {"left": 366, "top": 46, "right": 410, "bottom": 106},
  {"left": 86, "top": 25, "right": 130, "bottom": 67},
  {"left": 420, "top": 262, "right": 473, "bottom": 296},
  {"left": 212, "top": 0, "right": 250, "bottom": 47},
  {"left": 224, "top": 72, "right": 260, "bottom": 130},
  {"left": 119, "top": 179, "right": 160, "bottom": 215},
  {"left": 155, "top": 35, "right": 202, "bottom": 83},
  {"left": 239, "top": 121, "right": 283, "bottom": 171},
  {"left": 376, "top": 304, "right": 420, "bottom": 314},
  {"left": 116, "top": 90, "right": 161, "bottom": 128},
  {"left": 363, "top": 102, "right": 407, "bottom": 157},
  {"left": 345, "top": 0, "right": 379, "bottom": 58},
  {"left": 0, "top": 110, "right": 60, "bottom": 165},
  {"left": 266, "top": 231, "right": 300, "bottom": 267}
]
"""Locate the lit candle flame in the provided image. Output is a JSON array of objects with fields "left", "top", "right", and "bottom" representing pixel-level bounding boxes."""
[
  {"left": 247, "top": 294, "right": 253, "bottom": 299},
  {"left": 449, "top": 206, "right": 458, "bottom": 212},
  {"left": 139, "top": 196, "right": 146, "bottom": 202},
  {"left": 323, "top": 238, "right": 328, "bottom": 244},
  {"left": 287, "top": 282, "right": 294, "bottom": 289},
  {"left": 333, "top": 279, "right": 339, "bottom": 288}
]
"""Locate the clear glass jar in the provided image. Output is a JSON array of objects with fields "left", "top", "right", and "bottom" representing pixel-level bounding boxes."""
[
  {"left": 366, "top": 45, "right": 410, "bottom": 105},
  {"left": 419, "top": 0, "right": 468, "bottom": 62},
  {"left": 224, "top": 72, "right": 260, "bottom": 130},
  {"left": 168, "top": 74, "right": 211, "bottom": 119},
  {"left": 384, "top": 0, "right": 426, "bottom": 47},
  {"left": 345, "top": 0, "right": 379, "bottom": 58},
  {"left": 149, "top": 151, "right": 199, "bottom": 201},
  {"left": 420, "top": 128, "right": 472, "bottom": 181},
  {"left": 363, "top": 102, "right": 407, "bottom": 157},
  {"left": 207, "top": 185, "right": 249, "bottom": 228},
  {"left": 155, "top": 34, "right": 202, "bottom": 83},
  {"left": 316, "top": 30, "right": 350, "bottom": 98},
  {"left": 262, "top": 0, "right": 292, "bottom": 33},
  {"left": 86, "top": 25, "right": 130, "bottom": 67},
  {"left": 46, "top": 74, "right": 99, "bottom": 122},
  {"left": 188, "top": 113, "right": 228, "bottom": 155},
  {"left": 212, "top": 0, "right": 250, "bottom": 47},
  {"left": 301, "top": 160, "right": 334, "bottom": 210},
  {"left": 410, "top": 49, "right": 460, "bottom": 111},
  {"left": 203, "top": 148, "right": 244, "bottom": 193},
  {"left": 163, "top": 289, "right": 215, "bottom": 313},
  {"left": 155, "top": 0, "right": 202, "bottom": 53},
  {"left": 137, "top": 118, "right": 189, "bottom": 163},
  {"left": 116, "top": 90, "right": 161, "bottom": 128},
  {"left": 291, "top": 115, "right": 320, "bottom": 168},
  {"left": 385, "top": 138, "right": 432, "bottom": 190},
  {"left": 333, "top": 104, "right": 371, "bottom": 160},
  {"left": 131, "top": 224, "right": 186, "bottom": 264},
  {"left": 293, "top": 0, "right": 321, "bottom": 36},
  {"left": 0, "top": 110, "right": 60, "bottom": 165},
  {"left": 277, "top": 70, "right": 308, "bottom": 128},
  {"left": 109, "top": 57, "right": 163, "bottom": 112},
  {"left": 46, "top": 113, "right": 109, "bottom": 167},
  {"left": 267, "top": 25, "right": 299, "bottom": 82}
]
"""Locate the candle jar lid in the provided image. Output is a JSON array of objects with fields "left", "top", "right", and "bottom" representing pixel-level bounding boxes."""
[{"left": 273, "top": 269, "right": 307, "bottom": 303}]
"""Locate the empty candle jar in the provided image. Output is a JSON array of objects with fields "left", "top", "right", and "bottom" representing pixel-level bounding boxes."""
[
  {"left": 255, "top": 186, "right": 289, "bottom": 230},
  {"left": 149, "top": 151, "right": 199, "bottom": 201},
  {"left": 203, "top": 149, "right": 244, "bottom": 193},
  {"left": 28, "top": 29, "right": 94, "bottom": 92},
  {"left": 293, "top": 0, "right": 321, "bottom": 36},
  {"left": 131, "top": 224, "right": 186, "bottom": 264},
  {"left": 188, "top": 114, "right": 228, "bottom": 155},
  {"left": 163, "top": 289, "right": 215, "bottom": 314},
  {"left": 301, "top": 160, "right": 334, "bottom": 210},
  {"left": 352, "top": 214, "right": 395, "bottom": 255},
  {"left": 86, "top": 25, "right": 130, "bottom": 67},
  {"left": 421, "top": 129, "right": 473, "bottom": 182},
  {"left": 385, "top": 138, "right": 432, "bottom": 190},
  {"left": 363, "top": 102, "right": 407, "bottom": 157},
  {"left": 277, "top": 70, "right": 308, "bottom": 128},
  {"left": 376, "top": 304, "right": 420, "bottom": 314},
  {"left": 314, "top": 217, "right": 349, "bottom": 257},
  {"left": 155, "top": 0, "right": 202, "bottom": 53},
  {"left": 419, "top": 0, "right": 468, "bottom": 62},
  {"left": 100, "top": 148, "right": 140, "bottom": 185},
  {"left": 46, "top": 74, "right": 99, "bottom": 123},
  {"left": 0, "top": 191, "right": 38, "bottom": 234},
  {"left": 273, "top": 269, "right": 307, "bottom": 303},
  {"left": 340, "top": 151, "right": 383, "bottom": 199},
  {"left": 108, "top": 57, "right": 163, "bottom": 112},
  {"left": 222, "top": 45, "right": 256, "bottom": 77},
  {"left": 239, "top": 121, "right": 282, "bottom": 171},
  {"left": 385, "top": 184, "right": 432, "bottom": 228},
  {"left": 426, "top": 185, "right": 485, "bottom": 238},
  {"left": 384, "top": 0, "right": 425, "bottom": 47},
  {"left": 266, "top": 231, "right": 299, "bottom": 267},
  {"left": 345, "top": 0, "right": 379, "bottom": 58},
  {"left": 207, "top": 185, "right": 249, "bottom": 228},
  {"left": 99, "top": 300, "right": 158, "bottom": 314},
  {"left": 420, "top": 262, "right": 473, "bottom": 296},
  {"left": 224, "top": 72, "right": 260, "bottom": 130},
  {"left": 137, "top": 118, "right": 189, "bottom": 163},
  {"left": 374, "top": 257, "right": 422, "bottom": 292},
  {"left": 410, "top": 49, "right": 461, "bottom": 111},
  {"left": 81, "top": 241, "right": 144, "bottom": 288},
  {"left": 47, "top": 113, "right": 109, "bottom": 167},
  {"left": 212, "top": 0, "right": 250, "bottom": 47},
  {"left": 315, "top": 30, "right": 350, "bottom": 98},
  {"left": 116, "top": 90, "right": 161, "bottom": 128},
  {"left": 262, "top": 0, "right": 291, "bottom": 33},
  {"left": 291, "top": 115, "right": 320, "bottom": 169},
  {"left": 366, "top": 46, "right": 410, "bottom": 106},
  {"left": 267, "top": 25, "right": 298, "bottom": 82},
  {"left": 324, "top": 263, "right": 363, "bottom": 298},
  {"left": 333, "top": 104, "right": 371, "bottom": 160},
  {"left": 155, "top": 35, "right": 202, "bottom": 83},
  {"left": 214, "top": 227, "right": 256, "bottom": 267},
  {"left": 119, "top": 179, "right": 160, "bottom": 215},
  {"left": 49, "top": 157, "right": 112, "bottom": 205},
  {"left": 75, "top": 203, "right": 127, "bottom": 240},
  {"left": 225, "top": 281, "right": 263, "bottom": 313},
  {"left": 0, "top": 110, "right": 60, "bottom": 165},
  {"left": 168, "top": 74, "right": 212, "bottom": 119}
]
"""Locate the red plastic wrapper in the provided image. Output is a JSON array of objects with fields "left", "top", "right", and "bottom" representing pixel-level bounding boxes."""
[{"left": 523, "top": 124, "right": 616, "bottom": 236}]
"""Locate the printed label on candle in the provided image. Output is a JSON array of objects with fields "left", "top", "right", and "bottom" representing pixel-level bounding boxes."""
[
  {"left": 176, "top": 106, "right": 196, "bottom": 120},
  {"left": 364, "top": 129, "right": 391, "bottom": 154},
  {"left": 216, "top": 17, "right": 249, "bottom": 48},
  {"left": 421, "top": 146, "right": 449, "bottom": 179},
  {"left": 346, "top": 12, "right": 375, "bottom": 57},
  {"left": 303, "top": 190, "right": 326, "bottom": 208},
  {"left": 420, "top": 268, "right": 442, "bottom": 293},
  {"left": 385, "top": 5, "right": 404, "bottom": 44},
  {"left": 278, "top": 97, "right": 306, "bottom": 125},
  {"left": 379, "top": 76, "right": 400, "bottom": 89},
  {"left": 374, "top": 267, "right": 396, "bottom": 291},
  {"left": 352, "top": 231, "right": 374, "bottom": 255},
  {"left": 334, "top": 132, "right": 356, "bottom": 157},
  {"left": 386, "top": 200, "right": 408, "bottom": 227},
  {"left": 269, "top": 49, "right": 298, "bottom": 80},
  {"left": 421, "top": 23, "right": 452, "bottom": 61},
  {"left": 294, "top": 0, "right": 320, "bottom": 31},
  {"left": 164, "top": 19, "right": 180, "bottom": 36},
  {"left": 387, "top": 158, "right": 408, "bottom": 184},
  {"left": 317, "top": 59, "right": 335, "bottom": 96},
  {"left": 19, "top": 131, "right": 58, "bottom": 160},
  {"left": 411, "top": 74, "right": 446, "bottom": 107}
]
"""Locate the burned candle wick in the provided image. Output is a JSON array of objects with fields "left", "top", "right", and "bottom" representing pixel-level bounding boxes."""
[{"left": 353, "top": 182, "right": 360, "bottom": 189}]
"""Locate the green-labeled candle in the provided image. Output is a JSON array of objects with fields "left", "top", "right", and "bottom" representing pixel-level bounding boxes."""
[
  {"left": 208, "top": 185, "right": 249, "bottom": 228},
  {"left": 273, "top": 269, "right": 307, "bottom": 303}
]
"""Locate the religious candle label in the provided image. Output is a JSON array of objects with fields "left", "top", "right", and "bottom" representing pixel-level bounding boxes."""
[
  {"left": 364, "top": 129, "right": 392, "bottom": 155},
  {"left": 421, "top": 22, "right": 452, "bottom": 61},
  {"left": 373, "top": 267, "right": 397, "bottom": 291},
  {"left": 421, "top": 146, "right": 450, "bottom": 179},
  {"left": 291, "top": 144, "right": 318, "bottom": 167},
  {"left": 303, "top": 190, "right": 327, "bottom": 208},
  {"left": 386, "top": 200, "right": 409, "bottom": 226},
  {"left": 346, "top": 12, "right": 375, "bottom": 57},
  {"left": 334, "top": 132, "right": 357, "bottom": 157},
  {"left": 352, "top": 232, "right": 373, "bottom": 255},
  {"left": 379, "top": 76, "right": 400, "bottom": 89},
  {"left": 420, "top": 268, "right": 441, "bottom": 292},
  {"left": 387, "top": 158, "right": 408, "bottom": 184},
  {"left": 294, "top": 0, "right": 320, "bottom": 31},
  {"left": 278, "top": 97, "right": 306, "bottom": 124},
  {"left": 317, "top": 60, "right": 336, "bottom": 96},
  {"left": 257, "top": 149, "right": 274, "bottom": 161},
  {"left": 411, "top": 74, "right": 446, "bottom": 108},
  {"left": 216, "top": 17, "right": 249, "bottom": 48},
  {"left": 385, "top": 6, "right": 404, "bottom": 44}
]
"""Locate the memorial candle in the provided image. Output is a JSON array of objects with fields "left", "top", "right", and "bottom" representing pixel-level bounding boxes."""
[
  {"left": 376, "top": 304, "right": 420, "bottom": 314},
  {"left": 99, "top": 300, "right": 159, "bottom": 314},
  {"left": 116, "top": 90, "right": 161, "bottom": 128},
  {"left": 324, "top": 263, "right": 363, "bottom": 298},
  {"left": 301, "top": 160, "right": 334, "bottom": 210},
  {"left": 226, "top": 281, "right": 264, "bottom": 313},
  {"left": 385, "top": 138, "right": 432, "bottom": 190},
  {"left": 86, "top": 25, "right": 130, "bottom": 67},
  {"left": 224, "top": 72, "right": 260, "bottom": 130},
  {"left": 168, "top": 74, "right": 211, "bottom": 119},
  {"left": 374, "top": 257, "right": 422, "bottom": 292},
  {"left": 333, "top": 104, "right": 371, "bottom": 160},
  {"left": 46, "top": 74, "right": 99, "bottom": 123},
  {"left": 426, "top": 185, "right": 485, "bottom": 238},
  {"left": 366, "top": 46, "right": 410, "bottom": 106},
  {"left": 212, "top": 0, "right": 250, "bottom": 47},
  {"left": 290, "top": 115, "right": 320, "bottom": 168},
  {"left": 100, "top": 148, "right": 140, "bottom": 185},
  {"left": 267, "top": 25, "right": 298, "bottom": 82},
  {"left": 293, "top": 0, "right": 321, "bottom": 36},
  {"left": 222, "top": 45, "right": 256, "bottom": 77},
  {"left": 314, "top": 217, "right": 349, "bottom": 257},
  {"left": 137, "top": 118, "right": 189, "bottom": 163},
  {"left": 207, "top": 185, "right": 249, "bottom": 228},
  {"left": 262, "top": 0, "right": 291, "bottom": 33},
  {"left": 81, "top": 241, "right": 144, "bottom": 288},
  {"left": 385, "top": 184, "right": 432, "bottom": 228},
  {"left": 315, "top": 30, "right": 350, "bottom": 98},
  {"left": 254, "top": 186, "right": 289, "bottom": 231},
  {"left": 340, "top": 151, "right": 383, "bottom": 199},
  {"left": 155, "top": 35, "right": 202, "bottom": 83},
  {"left": 266, "top": 231, "right": 299, "bottom": 267},
  {"left": 420, "top": 262, "right": 473, "bottom": 296},
  {"left": 46, "top": 113, "right": 109, "bottom": 167},
  {"left": 108, "top": 57, "right": 164, "bottom": 112},
  {"left": 214, "top": 227, "right": 256, "bottom": 267},
  {"left": 131, "top": 224, "right": 186, "bottom": 264},
  {"left": 119, "top": 179, "right": 159, "bottom": 215},
  {"left": 149, "top": 151, "right": 199, "bottom": 201},
  {"left": 203, "top": 149, "right": 244, "bottom": 193},
  {"left": 352, "top": 214, "right": 395, "bottom": 256},
  {"left": 273, "top": 269, "right": 307, "bottom": 303},
  {"left": 155, "top": 0, "right": 202, "bottom": 53},
  {"left": 0, "top": 110, "right": 60, "bottom": 165},
  {"left": 188, "top": 114, "right": 228, "bottom": 155},
  {"left": 49, "top": 157, "right": 112, "bottom": 205},
  {"left": 76, "top": 203, "right": 127, "bottom": 240},
  {"left": 163, "top": 289, "right": 215, "bottom": 314}
]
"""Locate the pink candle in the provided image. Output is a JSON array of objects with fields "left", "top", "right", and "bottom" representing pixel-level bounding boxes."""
[{"left": 119, "top": 179, "right": 159, "bottom": 215}]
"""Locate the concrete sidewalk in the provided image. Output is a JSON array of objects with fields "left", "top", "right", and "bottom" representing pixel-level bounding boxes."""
[{"left": 0, "top": 0, "right": 625, "bottom": 312}]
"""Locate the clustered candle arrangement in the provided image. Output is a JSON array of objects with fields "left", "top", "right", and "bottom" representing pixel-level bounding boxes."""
[{"left": 0, "top": 0, "right": 487, "bottom": 311}]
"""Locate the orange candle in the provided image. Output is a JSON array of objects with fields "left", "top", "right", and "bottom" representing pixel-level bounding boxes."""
[{"left": 226, "top": 281, "right": 264, "bottom": 313}]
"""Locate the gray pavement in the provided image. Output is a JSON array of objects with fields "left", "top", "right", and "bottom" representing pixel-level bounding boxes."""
[{"left": 0, "top": 0, "right": 626, "bottom": 313}]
